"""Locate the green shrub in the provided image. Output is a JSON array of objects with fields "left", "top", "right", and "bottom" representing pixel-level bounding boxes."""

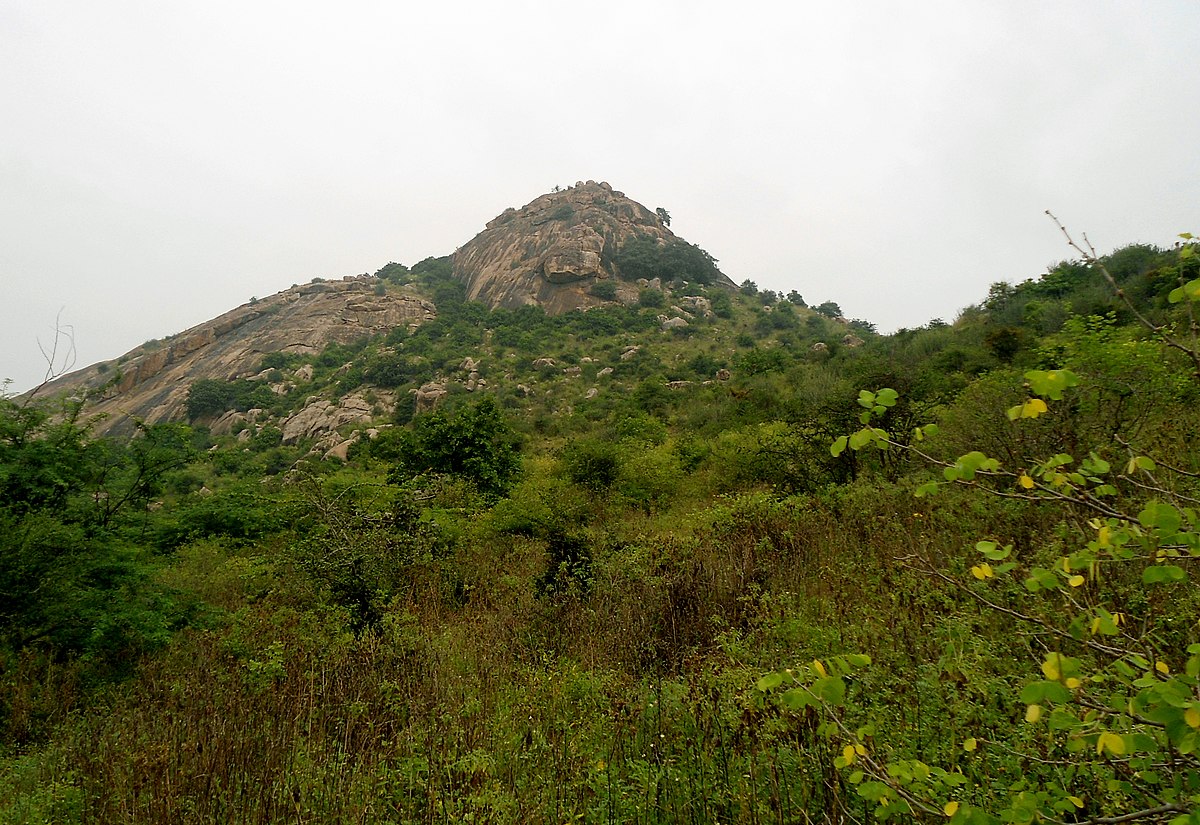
[
  {"left": 589, "top": 280, "right": 618, "bottom": 300},
  {"left": 638, "top": 288, "right": 665, "bottom": 309}
]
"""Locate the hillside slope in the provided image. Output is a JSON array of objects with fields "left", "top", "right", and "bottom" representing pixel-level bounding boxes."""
[{"left": 33, "top": 277, "right": 434, "bottom": 435}]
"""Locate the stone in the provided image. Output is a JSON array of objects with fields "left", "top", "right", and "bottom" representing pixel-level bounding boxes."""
[
  {"left": 597, "top": 367, "right": 614, "bottom": 377},
  {"left": 842, "top": 334, "right": 866, "bottom": 348},
  {"left": 667, "top": 380, "right": 694, "bottom": 390},
  {"left": 661, "top": 317, "right": 689, "bottom": 330},
  {"left": 280, "top": 393, "right": 374, "bottom": 444},
  {"left": 563, "top": 366, "right": 582, "bottom": 377},
  {"left": 294, "top": 364, "right": 314, "bottom": 382},
  {"left": 811, "top": 342, "right": 829, "bottom": 353},
  {"left": 324, "top": 438, "right": 354, "bottom": 462},
  {"left": 715, "top": 368, "right": 731, "bottom": 381},
  {"left": 210, "top": 410, "right": 247, "bottom": 436},
  {"left": 620, "top": 346, "right": 640, "bottom": 361},
  {"left": 413, "top": 381, "right": 448, "bottom": 413},
  {"left": 533, "top": 357, "right": 557, "bottom": 368},
  {"left": 585, "top": 388, "right": 598, "bottom": 399}
]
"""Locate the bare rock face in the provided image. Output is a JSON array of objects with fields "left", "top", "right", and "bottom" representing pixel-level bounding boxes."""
[
  {"left": 36, "top": 278, "right": 432, "bottom": 435},
  {"left": 280, "top": 393, "right": 376, "bottom": 445},
  {"left": 452, "top": 181, "right": 730, "bottom": 315},
  {"left": 413, "top": 381, "right": 449, "bottom": 414}
]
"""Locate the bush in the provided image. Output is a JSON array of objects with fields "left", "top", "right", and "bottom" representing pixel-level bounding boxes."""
[
  {"left": 386, "top": 397, "right": 521, "bottom": 497},
  {"left": 638, "top": 288, "right": 665, "bottom": 309},
  {"left": 589, "top": 280, "right": 618, "bottom": 301},
  {"left": 615, "top": 234, "right": 724, "bottom": 285},
  {"left": 560, "top": 438, "right": 621, "bottom": 491}
]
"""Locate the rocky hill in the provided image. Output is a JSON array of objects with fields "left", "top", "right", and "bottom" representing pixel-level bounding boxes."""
[
  {"left": 452, "top": 180, "right": 735, "bottom": 313},
  {"left": 25, "top": 182, "right": 744, "bottom": 437},
  {"left": 34, "top": 277, "right": 434, "bottom": 435}
]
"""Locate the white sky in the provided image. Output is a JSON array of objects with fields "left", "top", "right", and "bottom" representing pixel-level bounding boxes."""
[{"left": 2, "top": 1, "right": 1197, "bottom": 392}]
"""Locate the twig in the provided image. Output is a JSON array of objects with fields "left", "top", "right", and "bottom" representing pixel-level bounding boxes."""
[{"left": 1046, "top": 212, "right": 1200, "bottom": 377}]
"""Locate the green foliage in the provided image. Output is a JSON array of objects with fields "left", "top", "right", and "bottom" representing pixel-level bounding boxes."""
[
  {"left": 588, "top": 279, "right": 617, "bottom": 300},
  {"left": 814, "top": 300, "right": 843, "bottom": 318},
  {"left": 386, "top": 397, "right": 521, "bottom": 497},
  {"left": 735, "top": 347, "right": 787, "bottom": 376},
  {"left": 258, "top": 351, "right": 303, "bottom": 371},
  {"left": 794, "top": 322, "right": 1200, "bottom": 822},
  {"left": 362, "top": 353, "right": 424, "bottom": 388},
  {"left": 186, "top": 378, "right": 274, "bottom": 421},
  {"left": 614, "top": 234, "right": 724, "bottom": 285},
  {"left": 637, "top": 287, "right": 665, "bottom": 308},
  {"left": 559, "top": 437, "right": 621, "bottom": 491},
  {"left": 0, "top": 399, "right": 192, "bottom": 676},
  {"left": 374, "top": 260, "right": 410, "bottom": 284},
  {"left": 288, "top": 481, "right": 445, "bottom": 629},
  {"left": 709, "top": 289, "right": 734, "bottom": 318}
]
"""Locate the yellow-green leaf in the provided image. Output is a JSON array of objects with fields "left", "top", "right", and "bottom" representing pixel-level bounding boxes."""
[
  {"left": 1042, "top": 655, "right": 1061, "bottom": 681},
  {"left": 970, "top": 564, "right": 993, "bottom": 580}
]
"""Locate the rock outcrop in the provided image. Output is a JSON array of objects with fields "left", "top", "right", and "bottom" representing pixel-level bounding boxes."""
[
  {"left": 36, "top": 278, "right": 433, "bottom": 435},
  {"left": 452, "top": 181, "right": 733, "bottom": 315}
]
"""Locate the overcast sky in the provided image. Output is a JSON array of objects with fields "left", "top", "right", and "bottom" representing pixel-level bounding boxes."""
[{"left": 2, "top": 1, "right": 1197, "bottom": 392}]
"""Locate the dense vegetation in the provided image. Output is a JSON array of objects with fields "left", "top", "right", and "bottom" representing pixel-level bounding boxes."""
[{"left": 2, "top": 232, "right": 1199, "bottom": 824}]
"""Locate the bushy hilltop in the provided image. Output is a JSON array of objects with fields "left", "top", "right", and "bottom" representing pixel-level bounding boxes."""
[{"left": 3, "top": 228, "right": 1200, "bottom": 824}]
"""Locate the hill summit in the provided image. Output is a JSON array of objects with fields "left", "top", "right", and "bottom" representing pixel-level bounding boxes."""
[{"left": 452, "top": 180, "right": 734, "bottom": 314}]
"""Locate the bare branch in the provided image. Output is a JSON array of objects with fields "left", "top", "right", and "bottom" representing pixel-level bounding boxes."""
[
  {"left": 23, "top": 309, "right": 78, "bottom": 407},
  {"left": 1046, "top": 212, "right": 1200, "bottom": 376}
]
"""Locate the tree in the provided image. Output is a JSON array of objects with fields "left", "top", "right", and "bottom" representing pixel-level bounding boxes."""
[
  {"left": 815, "top": 300, "right": 843, "bottom": 319},
  {"left": 0, "top": 396, "right": 191, "bottom": 658},
  {"left": 656, "top": 207, "right": 671, "bottom": 226},
  {"left": 386, "top": 397, "right": 521, "bottom": 497}
]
